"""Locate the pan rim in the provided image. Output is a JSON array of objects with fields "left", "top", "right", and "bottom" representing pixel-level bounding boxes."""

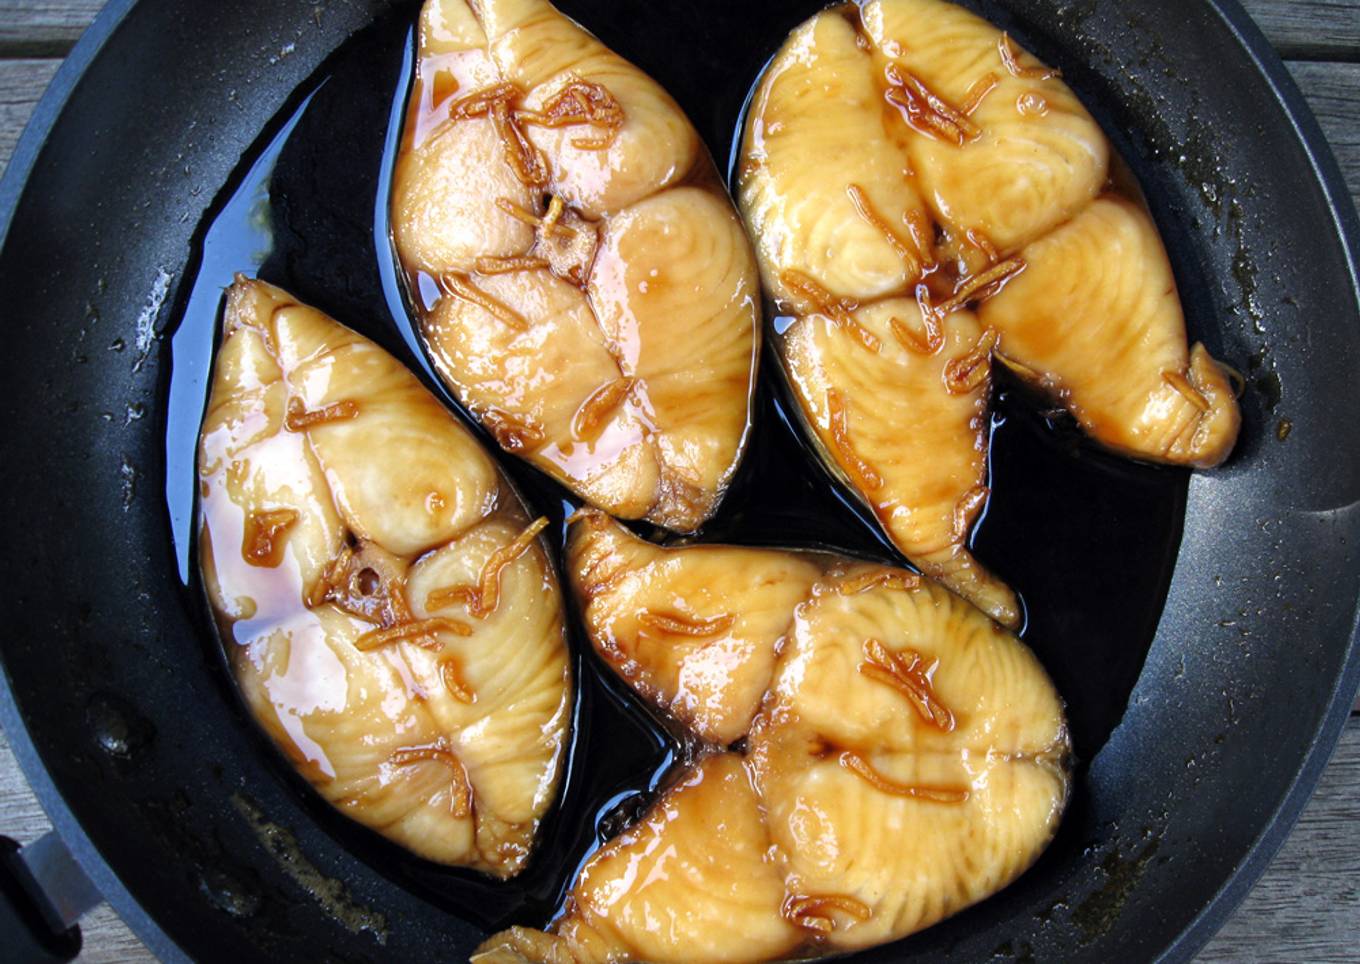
[
  {"left": 0, "top": 0, "right": 1356, "bottom": 961},
  {"left": 1144, "top": 1, "right": 1360, "bottom": 956},
  {"left": 0, "top": 7, "right": 190, "bottom": 958}
]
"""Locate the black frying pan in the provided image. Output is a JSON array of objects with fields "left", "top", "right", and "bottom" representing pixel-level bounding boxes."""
[{"left": 0, "top": 0, "right": 1357, "bottom": 961}]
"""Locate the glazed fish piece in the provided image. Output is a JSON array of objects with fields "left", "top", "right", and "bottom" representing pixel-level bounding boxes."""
[
  {"left": 749, "top": 563, "right": 1069, "bottom": 951},
  {"left": 475, "top": 754, "right": 802, "bottom": 964},
  {"left": 740, "top": 1, "right": 1241, "bottom": 628},
  {"left": 472, "top": 0, "right": 700, "bottom": 218},
  {"left": 567, "top": 508, "right": 823, "bottom": 745},
  {"left": 478, "top": 528, "right": 1069, "bottom": 960},
  {"left": 979, "top": 196, "right": 1241, "bottom": 466},
  {"left": 860, "top": 0, "right": 1109, "bottom": 264},
  {"left": 739, "top": 8, "right": 934, "bottom": 306},
  {"left": 198, "top": 277, "right": 571, "bottom": 877},
  {"left": 392, "top": 0, "right": 759, "bottom": 532},
  {"left": 738, "top": 5, "right": 1017, "bottom": 626},
  {"left": 781, "top": 296, "right": 1019, "bottom": 627}
]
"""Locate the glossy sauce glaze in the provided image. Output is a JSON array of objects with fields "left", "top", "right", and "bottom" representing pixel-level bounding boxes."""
[{"left": 163, "top": 0, "right": 1188, "bottom": 944}]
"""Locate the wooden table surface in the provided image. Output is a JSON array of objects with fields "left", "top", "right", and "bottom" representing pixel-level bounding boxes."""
[{"left": 0, "top": 0, "right": 1357, "bottom": 960}]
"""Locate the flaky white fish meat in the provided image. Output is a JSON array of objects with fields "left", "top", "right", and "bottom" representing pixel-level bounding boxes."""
[
  {"left": 198, "top": 277, "right": 571, "bottom": 877},
  {"left": 475, "top": 515, "right": 1068, "bottom": 961},
  {"left": 738, "top": 0, "right": 1240, "bottom": 626},
  {"left": 391, "top": 0, "right": 760, "bottom": 533}
]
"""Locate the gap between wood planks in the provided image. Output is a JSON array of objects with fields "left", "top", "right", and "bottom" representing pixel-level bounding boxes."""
[{"left": 0, "top": 0, "right": 1358, "bottom": 59}]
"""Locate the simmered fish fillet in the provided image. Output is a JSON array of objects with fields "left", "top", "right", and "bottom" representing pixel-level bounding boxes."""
[
  {"left": 749, "top": 564, "right": 1068, "bottom": 951},
  {"left": 474, "top": 0, "right": 700, "bottom": 218},
  {"left": 392, "top": 0, "right": 759, "bottom": 532},
  {"left": 739, "top": 9, "right": 933, "bottom": 305},
  {"left": 199, "top": 277, "right": 571, "bottom": 877},
  {"left": 476, "top": 754, "right": 802, "bottom": 964},
  {"left": 979, "top": 197, "right": 1241, "bottom": 466},
  {"left": 567, "top": 509, "right": 822, "bottom": 745},
  {"left": 739, "top": 1, "right": 1240, "bottom": 629},
  {"left": 480, "top": 533, "right": 1069, "bottom": 960},
  {"left": 781, "top": 297, "right": 1019, "bottom": 627},
  {"left": 861, "top": 0, "right": 1108, "bottom": 261}
]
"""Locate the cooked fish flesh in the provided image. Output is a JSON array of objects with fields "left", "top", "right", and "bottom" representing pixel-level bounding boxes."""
[
  {"left": 198, "top": 276, "right": 571, "bottom": 877},
  {"left": 392, "top": 0, "right": 759, "bottom": 532},
  {"left": 749, "top": 562, "right": 1068, "bottom": 951},
  {"left": 567, "top": 507, "right": 822, "bottom": 745},
  {"left": 860, "top": 0, "right": 1108, "bottom": 263},
  {"left": 781, "top": 296, "right": 1019, "bottom": 627},
  {"left": 739, "top": 9, "right": 933, "bottom": 306},
  {"left": 979, "top": 196, "right": 1241, "bottom": 467},
  {"left": 476, "top": 754, "right": 802, "bottom": 964},
  {"left": 477, "top": 519, "right": 1068, "bottom": 960},
  {"left": 739, "top": 0, "right": 1239, "bottom": 626}
]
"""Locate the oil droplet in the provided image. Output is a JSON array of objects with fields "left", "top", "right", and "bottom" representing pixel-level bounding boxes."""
[
  {"left": 87, "top": 693, "right": 155, "bottom": 760},
  {"left": 199, "top": 868, "right": 263, "bottom": 919}
]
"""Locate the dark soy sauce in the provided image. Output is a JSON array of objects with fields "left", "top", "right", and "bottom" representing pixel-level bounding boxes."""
[{"left": 161, "top": 0, "right": 1188, "bottom": 940}]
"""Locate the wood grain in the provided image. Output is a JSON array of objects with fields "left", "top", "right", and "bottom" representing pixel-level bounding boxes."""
[
  {"left": 0, "top": 2, "right": 1356, "bottom": 962},
  {"left": 1241, "top": 0, "right": 1360, "bottom": 61},
  {"left": 1289, "top": 62, "right": 1360, "bottom": 211},
  {"left": 0, "top": 1, "right": 1355, "bottom": 63},
  {"left": 0, "top": 0, "right": 103, "bottom": 56},
  {"left": 0, "top": 732, "right": 158, "bottom": 962},
  {"left": 0, "top": 59, "right": 58, "bottom": 170},
  {"left": 1198, "top": 717, "right": 1360, "bottom": 962}
]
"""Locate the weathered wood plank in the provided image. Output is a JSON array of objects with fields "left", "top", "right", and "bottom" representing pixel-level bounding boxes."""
[
  {"left": 1198, "top": 715, "right": 1360, "bottom": 962},
  {"left": 0, "top": 1, "right": 1355, "bottom": 63},
  {"left": 0, "top": 59, "right": 59, "bottom": 173},
  {"left": 1289, "top": 61, "right": 1360, "bottom": 213},
  {"left": 1240, "top": 0, "right": 1360, "bottom": 62},
  {"left": 0, "top": 732, "right": 156, "bottom": 961},
  {"left": 0, "top": 0, "right": 103, "bottom": 57}
]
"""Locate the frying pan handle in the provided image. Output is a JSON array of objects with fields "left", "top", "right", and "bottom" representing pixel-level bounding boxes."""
[{"left": 0, "top": 832, "right": 101, "bottom": 963}]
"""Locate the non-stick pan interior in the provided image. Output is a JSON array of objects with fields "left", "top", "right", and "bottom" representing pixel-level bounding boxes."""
[{"left": 0, "top": 0, "right": 1357, "bottom": 961}]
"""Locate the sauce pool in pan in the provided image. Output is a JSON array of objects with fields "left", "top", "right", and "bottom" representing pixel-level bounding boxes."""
[{"left": 161, "top": 0, "right": 1187, "bottom": 940}]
